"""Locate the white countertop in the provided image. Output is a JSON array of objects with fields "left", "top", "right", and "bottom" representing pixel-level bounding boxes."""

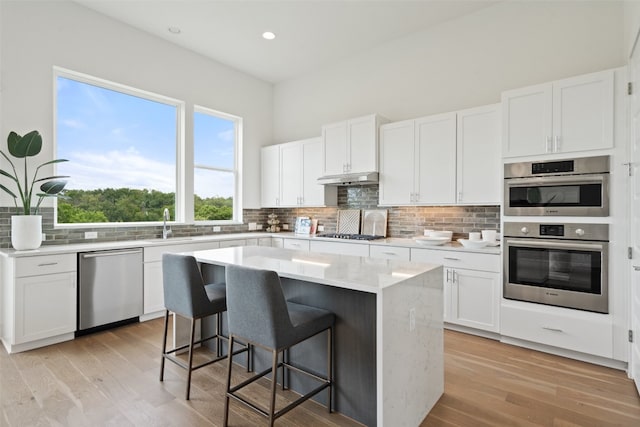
[
  {"left": 0, "top": 231, "right": 501, "bottom": 258},
  {"left": 191, "top": 246, "right": 441, "bottom": 294}
]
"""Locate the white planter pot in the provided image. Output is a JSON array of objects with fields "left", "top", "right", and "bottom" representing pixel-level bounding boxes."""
[{"left": 11, "top": 215, "right": 43, "bottom": 250}]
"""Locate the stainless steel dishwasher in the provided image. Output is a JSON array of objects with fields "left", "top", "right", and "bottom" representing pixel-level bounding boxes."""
[{"left": 78, "top": 248, "right": 143, "bottom": 333}]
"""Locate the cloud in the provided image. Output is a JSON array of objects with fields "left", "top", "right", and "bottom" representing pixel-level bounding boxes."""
[
  {"left": 59, "top": 149, "right": 175, "bottom": 193},
  {"left": 194, "top": 168, "right": 234, "bottom": 198},
  {"left": 61, "top": 119, "right": 87, "bottom": 129},
  {"left": 218, "top": 129, "right": 234, "bottom": 142}
]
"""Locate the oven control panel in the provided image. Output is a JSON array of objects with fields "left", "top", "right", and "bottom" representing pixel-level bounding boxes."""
[{"left": 504, "top": 222, "right": 608, "bottom": 241}]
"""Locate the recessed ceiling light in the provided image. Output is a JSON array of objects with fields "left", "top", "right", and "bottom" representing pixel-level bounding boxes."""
[
  {"left": 168, "top": 27, "right": 181, "bottom": 34},
  {"left": 262, "top": 31, "right": 276, "bottom": 40}
]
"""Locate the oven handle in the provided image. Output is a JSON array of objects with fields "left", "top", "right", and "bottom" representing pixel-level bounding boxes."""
[
  {"left": 505, "top": 239, "right": 606, "bottom": 251},
  {"left": 505, "top": 174, "right": 604, "bottom": 187}
]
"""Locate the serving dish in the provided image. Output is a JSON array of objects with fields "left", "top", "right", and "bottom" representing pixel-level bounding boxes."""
[
  {"left": 457, "top": 238, "right": 490, "bottom": 249},
  {"left": 414, "top": 237, "right": 450, "bottom": 246},
  {"left": 427, "top": 230, "right": 453, "bottom": 241}
]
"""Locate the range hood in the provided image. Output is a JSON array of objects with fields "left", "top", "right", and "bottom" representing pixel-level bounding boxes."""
[{"left": 317, "top": 171, "right": 379, "bottom": 186}]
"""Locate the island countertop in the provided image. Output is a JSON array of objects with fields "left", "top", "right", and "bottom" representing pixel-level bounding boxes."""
[{"left": 190, "top": 245, "right": 440, "bottom": 294}]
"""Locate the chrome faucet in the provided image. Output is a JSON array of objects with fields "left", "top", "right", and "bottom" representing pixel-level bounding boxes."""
[{"left": 162, "top": 208, "right": 172, "bottom": 239}]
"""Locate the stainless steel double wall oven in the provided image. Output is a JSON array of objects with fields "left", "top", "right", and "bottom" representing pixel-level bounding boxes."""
[{"left": 503, "top": 156, "right": 610, "bottom": 313}]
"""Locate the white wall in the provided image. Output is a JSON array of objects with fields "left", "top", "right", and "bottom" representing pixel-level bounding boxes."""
[
  {"left": 625, "top": 0, "right": 640, "bottom": 59},
  {"left": 273, "top": 1, "right": 625, "bottom": 143},
  {"left": 0, "top": 0, "right": 273, "bottom": 210}
]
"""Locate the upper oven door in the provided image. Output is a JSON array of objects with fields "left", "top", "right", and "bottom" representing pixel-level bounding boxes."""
[{"left": 504, "top": 174, "right": 609, "bottom": 216}]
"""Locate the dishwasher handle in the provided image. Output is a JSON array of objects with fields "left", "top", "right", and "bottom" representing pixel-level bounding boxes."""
[{"left": 81, "top": 248, "right": 143, "bottom": 259}]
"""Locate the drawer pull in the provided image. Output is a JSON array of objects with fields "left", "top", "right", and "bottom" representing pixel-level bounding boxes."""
[
  {"left": 382, "top": 252, "right": 397, "bottom": 255},
  {"left": 634, "top": 265, "right": 640, "bottom": 271},
  {"left": 542, "top": 326, "right": 563, "bottom": 333},
  {"left": 37, "top": 262, "right": 58, "bottom": 267},
  {"left": 444, "top": 257, "right": 460, "bottom": 261}
]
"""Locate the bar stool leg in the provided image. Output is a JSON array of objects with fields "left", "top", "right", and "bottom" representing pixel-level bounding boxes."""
[
  {"left": 159, "top": 309, "right": 169, "bottom": 381},
  {"left": 327, "top": 326, "right": 333, "bottom": 413},
  {"left": 185, "top": 318, "right": 196, "bottom": 400},
  {"left": 269, "top": 349, "right": 279, "bottom": 427},
  {"left": 223, "top": 335, "right": 235, "bottom": 427}
]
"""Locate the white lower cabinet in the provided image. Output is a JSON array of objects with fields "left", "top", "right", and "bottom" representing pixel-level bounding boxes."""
[
  {"left": 501, "top": 302, "right": 613, "bottom": 359},
  {"left": 143, "top": 241, "right": 221, "bottom": 315},
  {"left": 309, "top": 240, "right": 369, "bottom": 257},
  {"left": 411, "top": 248, "right": 500, "bottom": 333},
  {"left": 283, "top": 238, "right": 310, "bottom": 251},
  {"left": 1, "top": 254, "right": 77, "bottom": 353}
]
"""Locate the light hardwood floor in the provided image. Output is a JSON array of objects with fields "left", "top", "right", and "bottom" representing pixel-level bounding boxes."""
[{"left": 1, "top": 318, "right": 639, "bottom": 426}]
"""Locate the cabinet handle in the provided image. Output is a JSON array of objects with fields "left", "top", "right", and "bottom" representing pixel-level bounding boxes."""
[
  {"left": 452, "top": 270, "right": 458, "bottom": 284},
  {"left": 542, "top": 326, "right": 563, "bottom": 333},
  {"left": 633, "top": 265, "right": 640, "bottom": 271},
  {"left": 444, "top": 257, "right": 460, "bottom": 261},
  {"left": 276, "top": 197, "right": 279, "bottom": 206},
  {"left": 37, "top": 262, "right": 58, "bottom": 267},
  {"left": 381, "top": 251, "right": 396, "bottom": 256},
  {"left": 446, "top": 269, "right": 451, "bottom": 283},
  {"left": 458, "top": 191, "right": 462, "bottom": 202},
  {"left": 554, "top": 136, "right": 561, "bottom": 152},
  {"left": 546, "top": 136, "right": 552, "bottom": 153}
]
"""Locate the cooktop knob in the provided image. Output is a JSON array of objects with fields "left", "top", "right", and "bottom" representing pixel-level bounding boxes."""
[
  {"left": 520, "top": 227, "right": 529, "bottom": 235},
  {"left": 575, "top": 228, "right": 585, "bottom": 237}
]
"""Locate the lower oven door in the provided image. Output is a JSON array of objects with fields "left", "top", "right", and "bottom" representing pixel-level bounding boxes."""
[{"left": 504, "top": 238, "right": 608, "bottom": 313}]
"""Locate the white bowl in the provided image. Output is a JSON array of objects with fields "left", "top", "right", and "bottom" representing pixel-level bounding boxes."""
[
  {"left": 428, "top": 231, "right": 453, "bottom": 241},
  {"left": 457, "top": 238, "right": 490, "bottom": 249},
  {"left": 414, "top": 237, "right": 450, "bottom": 246}
]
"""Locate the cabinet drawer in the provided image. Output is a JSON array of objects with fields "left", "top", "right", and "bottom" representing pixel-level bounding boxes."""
[
  {"left": 15, "top": 254, "right": 76, "bottom": 277},
  {"left": 283, "top": 239, "right": 310, "bottom": 251},
  {"left": 501, "top": 303, "right": 612, "bottom": 358},
  {"left": 369, "top": 245, "right": 410, "bottom": 261},
  {"left": 411, "top": 248, "right": 500, "bottom": 272}
]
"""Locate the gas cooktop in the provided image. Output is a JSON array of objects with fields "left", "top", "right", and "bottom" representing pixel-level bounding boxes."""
[{"left": 316, "top": 233, "right": 385, "bottom": 241}]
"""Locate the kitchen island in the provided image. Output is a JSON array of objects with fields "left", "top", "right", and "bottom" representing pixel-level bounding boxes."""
[{"left": 189, "top": 245, "right": 444, "bottom": 427}]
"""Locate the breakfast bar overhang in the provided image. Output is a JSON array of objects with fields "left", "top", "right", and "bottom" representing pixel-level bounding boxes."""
[{"left": 189, "top": 246, "right": 444, "bottom": 427}]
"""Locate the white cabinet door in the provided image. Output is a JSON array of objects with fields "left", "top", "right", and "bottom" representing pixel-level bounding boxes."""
[
  {"left": 143, "top": 261, "right": 164, "bottom": 314},
  {"left": 415, "top": 112, "right": 457, "bottom": 204},
  {"left": 450, "top": 269, "right": 500, "bottom": 332},
  {"left": 456, "top": 104, "right": 501, "bottom": 204},
  {"left": 280, "top": 142, "right": 303, "bottom": 206},
  {"left": 379, "top": 120, "right": 415, "bottom": 205},
  {"left": 15, "top": 272, "right": 76, "bottom": 344},
  {"left": 322, "top": 120, "right": 348, "bottom": 175},
  {"left": 261, "top": 145, "right": 281, "bottom": 207},
  {"left": 501, "top": 82, "right": 552, "bottom": 158},
  {"left": 348, "top": 115, "right": 378, "bottom": 173},
  {"left": 302, "top": 138, "right": 336, "bottom": 206},
  {"left": 552, "top": 70, "right": 614, "bottom": 153}
]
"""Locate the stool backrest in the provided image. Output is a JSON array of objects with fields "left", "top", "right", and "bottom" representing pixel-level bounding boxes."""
[
  {"left": 225, "top": 265, "right": 294, "bottom": 349},
  {"left": 162, "top": 253, "right": 211, "bottom": 318}
]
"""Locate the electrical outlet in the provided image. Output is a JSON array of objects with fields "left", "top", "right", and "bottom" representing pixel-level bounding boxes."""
[
  {"left": 256, "top": 224, "right": 263, "bottom": 230},
  {"left": 213, "top": 226, "right": 221, "bottom": 232},
  {"left": 84, "top": 231, "right": 98, "bottom": 239},
  {"left": 282, "top": 224, "right": 289, "bottom": 230},
  {"left": 409, "top": 308, "right": 416, "bottom": 332},
  {"left": 248, "top": 222, "right": 257, "bottom": 231},
  {"left": 318, "top": 225, "right": 325, "bottom": 232}
]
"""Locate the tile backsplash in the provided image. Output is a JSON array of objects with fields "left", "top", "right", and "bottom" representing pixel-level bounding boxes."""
[{"left": 0, "top": 185, "right": 500, "bottom": 248}]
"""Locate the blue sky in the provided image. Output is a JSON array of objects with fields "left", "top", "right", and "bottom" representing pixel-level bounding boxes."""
[{"left": 57, "top": 76, "right": 235, "bottom": 198}]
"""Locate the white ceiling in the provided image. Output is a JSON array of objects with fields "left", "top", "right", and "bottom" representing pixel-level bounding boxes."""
[{"left": 74, "top": 0, "right": 499, "bottom": 84}]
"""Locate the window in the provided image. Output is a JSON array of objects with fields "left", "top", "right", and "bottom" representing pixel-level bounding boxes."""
[
  {"left": 193, "top": 107, "right": 241, "bottom": 222},
  {"left": 55, "top": 69, "right": 182, "bottom": 225}
]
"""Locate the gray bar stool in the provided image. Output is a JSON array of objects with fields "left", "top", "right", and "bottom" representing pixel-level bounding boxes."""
[
  {"left": 223, "top": 264, "right": 335, "bottom": 427},
  {"left": 159, "top": 253, "right": 247, "bottom": 400}
]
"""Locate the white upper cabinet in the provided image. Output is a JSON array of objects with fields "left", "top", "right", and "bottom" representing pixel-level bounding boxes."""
[
  {"left": 261, "top": 138, "right": 337, "bottom": 208},
  {"left": 456, "top": 104, "right": 501, "bottom": 204},
  {"left": 322, "top": 114, "right": 387, "bottom": 175},
  {"left": 502, "top": 69, "right": 614, "bottom": 158},
  {"left": 261, "top": 145, "right": 281, "bottom": 207},
  {"left": 415, "top": 112, "right": 457, "bottom": 204},
  {"left": 380, "top": 105, "right": 500, "bottom": 206}
]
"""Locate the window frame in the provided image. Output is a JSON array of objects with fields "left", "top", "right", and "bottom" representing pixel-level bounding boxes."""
[
  {"left": 191, "top": 105, "right": 243, "bottom": 224},
  {"left": 53, "top": 66, "right": 186, "bottom": 228}
]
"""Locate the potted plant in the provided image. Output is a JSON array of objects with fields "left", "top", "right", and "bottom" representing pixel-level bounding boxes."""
[{"left": 0, "top": 130, "right": 68, "bottom": 250}]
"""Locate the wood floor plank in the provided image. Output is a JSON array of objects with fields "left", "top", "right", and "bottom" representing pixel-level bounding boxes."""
[{"left": 3, "top": 320, "right": 640, "bottom": 426}]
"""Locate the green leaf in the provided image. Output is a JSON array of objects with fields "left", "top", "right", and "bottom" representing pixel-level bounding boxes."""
[
  {"left": 0, "top": 169, "right": 18, "bottom": 182},
  {"left": 11, "top": 130, "right": 42, "bottom": 158},
  {"left": 34, "top": 175, "right": 69, "bottom": 183},
  {"left": 0, "top": 182, "right": 17, "bottom": 199},
  {"left": 38, "top": 158, "right": 68, "bottom": 168},
  {"left": 40, "top": 180, "right": 67, "bottom": 195},
  {"left": 7, "top": 132, "right": 21, "bottom": 155}
]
